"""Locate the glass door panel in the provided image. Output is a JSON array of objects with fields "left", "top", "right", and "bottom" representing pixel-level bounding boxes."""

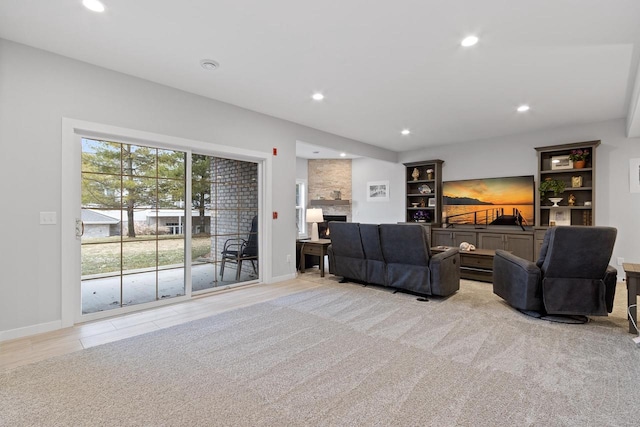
[
  {"left": 81, "top": 138, "right": 186, "bottom": 314},
  {"left": 191, "top": 155, "right": 258, "bottom": 291}
]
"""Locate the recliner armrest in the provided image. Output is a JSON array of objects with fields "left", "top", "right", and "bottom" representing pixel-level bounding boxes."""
[
  {"left": 431, "top": 247, "right": 458, "bottom": 263},
  {"left": 604, "top": 265, "right": 618, "bottom": 313},
  {"left": 493, "top": 249, "right": 543, "bottom": 311},
  {"left": 429, "top": 248, "right": 460, "bottom": 296},
  {"left": 494, "top": 250, "right": 539, "bottom": 275}
]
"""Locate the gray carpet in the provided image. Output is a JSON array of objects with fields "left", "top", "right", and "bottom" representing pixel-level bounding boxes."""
[{"left": 2, "top": 279, "right": 640, "bottom": 426}]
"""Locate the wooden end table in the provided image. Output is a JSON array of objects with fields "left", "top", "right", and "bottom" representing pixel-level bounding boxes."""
[
  {"left": 623, "top": 263, "right": 640, "bottom": 334},
  {"left": 299, "top": 239, "right": 332, "bottom": 277}
]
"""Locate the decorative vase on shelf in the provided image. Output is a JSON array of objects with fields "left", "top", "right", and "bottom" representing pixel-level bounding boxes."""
[
  {"left": 411, "top": 168, "right": 420, "bottom": 181},
  {"left": 573, "top": 160, "right": 586, "bottom": 169},
  {"left": 549, "top": 197, "right": 563, "bottom": 207}
]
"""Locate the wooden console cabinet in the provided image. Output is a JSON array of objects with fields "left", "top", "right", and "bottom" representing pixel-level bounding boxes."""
[
  {"left": 478, "top": 231, "right": 534, "bottom": 262},
  {"left": 431, "top": 229, "right": 477, "bottom": 248},
  {"left": 431, "top": 228, "right": 535, "bottom": 261}
]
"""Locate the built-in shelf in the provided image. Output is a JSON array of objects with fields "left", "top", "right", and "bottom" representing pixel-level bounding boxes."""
[
  {"left": 310, "top": 199, "right": 351, "bottom": 206},
  {"left": 403, "top": 160, "right": 443, "bottom": 224},
  {"left": 535, "top": 140, "right": 599, "bottom": 227}
]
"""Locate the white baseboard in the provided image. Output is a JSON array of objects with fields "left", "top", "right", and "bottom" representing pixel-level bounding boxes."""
[
  {"left": 267, "top": 272, "right": 298, "bottom": 284},
  {"left": 0, "top": 320, "right": 62, "bottom": 343}
]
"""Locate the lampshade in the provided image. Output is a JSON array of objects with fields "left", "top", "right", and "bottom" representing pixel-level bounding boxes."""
[
  {"left": 306, "top": 208, "right": 324, "bottom": 241},
  {"left": 306, "top": 208, "right": 324, "bottom": 223}
]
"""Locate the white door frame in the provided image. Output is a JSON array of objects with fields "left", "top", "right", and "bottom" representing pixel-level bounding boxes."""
[{"left": 61, "top": 118, "right": 272, "bottom": 327}]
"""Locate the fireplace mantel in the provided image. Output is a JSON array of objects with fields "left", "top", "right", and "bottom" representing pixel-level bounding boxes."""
[{"left": 310, "top": 199, "right": 351, "bottom": 206}]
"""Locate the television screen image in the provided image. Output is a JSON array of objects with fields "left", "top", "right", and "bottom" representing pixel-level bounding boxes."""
[{"left": 443, "top": 176, "right": 535, "bottom": 226}]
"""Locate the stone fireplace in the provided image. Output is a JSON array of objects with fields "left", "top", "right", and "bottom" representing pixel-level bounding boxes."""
[{"left": 308, "top": 159, "right": 352, "bottom": 222}]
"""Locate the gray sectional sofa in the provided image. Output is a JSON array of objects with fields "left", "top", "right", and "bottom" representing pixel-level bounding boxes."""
[{"left": 327, "top": 222, "right": 460, "bottom": 296}]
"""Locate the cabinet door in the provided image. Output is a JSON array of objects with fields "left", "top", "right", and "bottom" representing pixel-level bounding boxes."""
[
  {"left": 477, "top": 233, "right": 505, "bottom": 251},
  {"left": 452, "top": 231, "right": 476, "bottom": 247},
  {"left": 505, "top": 234, "right": 534, "bottom": 261},
  {"left": 431, "top": 230, "right": 453, "bottom": 247}
]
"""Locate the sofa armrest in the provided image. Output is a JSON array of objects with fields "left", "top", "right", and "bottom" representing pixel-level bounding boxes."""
[
  {"left": 429, "top": 248, "right": 460, "bottom": 296},
  {"left": 604, "top": 265, "right": 618, "bottom": 313},
  {"left": 493, "top": 249, "right": 543, "bottom": 311}
]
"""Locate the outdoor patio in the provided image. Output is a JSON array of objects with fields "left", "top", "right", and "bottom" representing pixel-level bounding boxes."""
[{"left": 81, "top": 263, "right": 258, "bottom": 314}]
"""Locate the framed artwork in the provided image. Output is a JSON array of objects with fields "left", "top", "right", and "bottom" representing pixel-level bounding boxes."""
[
  {"left": 630, "top": 158, "right": 640, "bottom": 193},
  {"left": 550, "top": 208, "right": 571, "bottom": 226},
  {"left": 551, "top": 155, "right": 573, "bottom": 170},
  {"left": 427, "top": 197, "right": 436, "bottom": 207},
  {"left": 366, "top": 180, "right": 390, "bottom": 202},
  {"left": 571, "top": 175, "right": 582, "bottom": 188}
]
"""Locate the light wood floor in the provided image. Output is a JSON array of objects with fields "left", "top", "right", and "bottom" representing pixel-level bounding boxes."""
[{"left": 0, "top": 272, "right": 328, "bottom": 373}]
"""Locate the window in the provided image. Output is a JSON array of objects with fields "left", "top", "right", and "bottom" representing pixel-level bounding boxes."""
[{"left": 296, "top": 179, "right": 307, "bottom": 238}]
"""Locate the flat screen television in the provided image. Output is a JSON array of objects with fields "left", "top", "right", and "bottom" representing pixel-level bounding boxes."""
[{"left": 443, "top": 175, "right": 535, "bottom": 227}]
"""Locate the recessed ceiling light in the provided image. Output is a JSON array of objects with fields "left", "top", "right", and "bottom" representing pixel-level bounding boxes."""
[
  {"left": 401, "top": 129, "right": 411, "bottom": 135},
  {"left": 517, "top": 105, "right": 530, "bottom": 112},
  {"left": 312, "top": 151, "right": 320, "bottom": 154},
  {"left": 461, "top": 36, "right": 479, "bottom": 47},
  {"left": 82, "top": 0, "right": 105, "bottom": 13},
  {"left": 200, "top": 59, "right": 219, "bottom": 70},
  {"left": 312, "top": 93, "right": 324, "bottom": 101},
  {"left": 340, "top": 153, "right": 346, "bottom": 157}
]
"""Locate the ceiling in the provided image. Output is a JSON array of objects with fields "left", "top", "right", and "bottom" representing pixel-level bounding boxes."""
[{"left": 2, "top": 0, "right": 640, "bottom": 157}]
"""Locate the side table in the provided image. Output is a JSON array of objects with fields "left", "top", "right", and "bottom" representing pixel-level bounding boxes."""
[
  {"left": 623, "top": 263, "right": 640, "bottom": 334},
  {"left": 431, "top": 247, "right": 499, "bottom": 282},
  {"left": 299, "top": 239, "right": 332, "bottom": 277}
]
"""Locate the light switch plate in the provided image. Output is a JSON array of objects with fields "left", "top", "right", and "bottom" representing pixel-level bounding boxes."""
[{"left": 40, "top": 211, "right": 57, "bottom": 225}]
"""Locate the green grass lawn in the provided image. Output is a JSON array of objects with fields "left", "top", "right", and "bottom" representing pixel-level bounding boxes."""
[{"left": 81, "top": 235, "right": 212, "bottom": 276}]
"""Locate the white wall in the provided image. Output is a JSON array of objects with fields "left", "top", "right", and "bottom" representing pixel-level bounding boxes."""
[
  {"left": 351, "top": 158, "right": 405, "bottom": 224},
  {"left": 296, "top": 157, "right": 308, "bottom": 181},
  {"left": 397, "top": 119, "right": 640, "bottom": 276},
  {"left": 0, "top": 39, "right": 396, "bottom": 338}
]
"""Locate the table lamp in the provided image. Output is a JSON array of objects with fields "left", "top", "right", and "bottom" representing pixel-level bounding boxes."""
[{"left": 306, "top": 208, "right": 324, "bottom": 241}]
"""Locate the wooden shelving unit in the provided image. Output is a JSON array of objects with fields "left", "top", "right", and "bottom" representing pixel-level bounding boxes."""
[
  {"left": 535, "top": 141, "right": 599, "bottom": 227},
  {"left": 403, "top": 159, "right": 443, "bottom": 225}
]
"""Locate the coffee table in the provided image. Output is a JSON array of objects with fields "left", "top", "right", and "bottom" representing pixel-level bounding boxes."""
[{"left": 431, "top": 247, "right": 498, "bottom": 282}]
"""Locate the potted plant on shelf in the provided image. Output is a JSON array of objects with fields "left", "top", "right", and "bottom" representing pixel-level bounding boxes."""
[
  {"left": 539, "top": 178, "right": 566, "bottom": 207},
  {"left": 568, "top": 148, "right": 589, "bottom": 169}
]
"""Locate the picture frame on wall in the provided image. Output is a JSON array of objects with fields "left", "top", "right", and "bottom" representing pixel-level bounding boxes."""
[
  {"left": 551, "top": 155, "right": 573, "bottom": 170},
  {"left": 366, "top": 180, "right": 390, "bottom": 202},
  {"left": 630, "top": 158, "right": 640, "bottom": 193}
]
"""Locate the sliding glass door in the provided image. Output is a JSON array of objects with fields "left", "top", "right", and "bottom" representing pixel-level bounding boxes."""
[
  {"left": 80, "top": 139, "right": 260, "bottom": 315},
  {"left": 80, "top": 139, "right": 187, "bottom": 314},
  {"left": 191, "top": 154, "right": 259, "bottom": 292}
]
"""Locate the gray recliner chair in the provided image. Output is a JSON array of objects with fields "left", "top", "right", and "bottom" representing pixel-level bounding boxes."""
[
  {"left": 493, "top": 226, "right": 618, "bottom": 319},
  {"left": 327, "top": 222, "right": 367, "bottom": 283},
  {"left": 379, "top": 224, "right": 460, "bottom": 296}
]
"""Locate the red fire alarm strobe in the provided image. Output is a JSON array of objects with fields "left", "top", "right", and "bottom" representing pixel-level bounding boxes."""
[
  {"left": 273, "top": 147, "right": 277, "bottom": 156},
  {"left": 273, "top": 211, "right": 278, "bottom": 219}
]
